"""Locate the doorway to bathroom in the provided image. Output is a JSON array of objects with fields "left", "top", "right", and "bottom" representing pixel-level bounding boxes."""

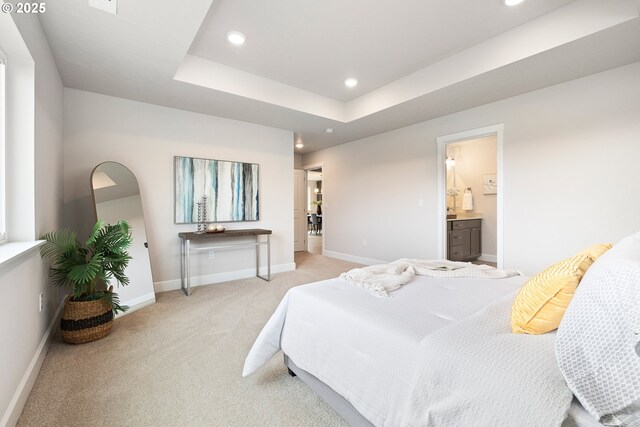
[{"left": 436, "top": 125, "right": 504, "bottom": 268}]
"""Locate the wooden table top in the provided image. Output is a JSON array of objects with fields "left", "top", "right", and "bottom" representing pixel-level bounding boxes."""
[{"left": 179, "top": 228, "right": 272, "bottom": 240}]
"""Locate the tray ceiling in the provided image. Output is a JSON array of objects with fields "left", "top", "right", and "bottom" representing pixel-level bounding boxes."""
[{"left": 37, "top": 0, "right": 640, "bottom": 153}]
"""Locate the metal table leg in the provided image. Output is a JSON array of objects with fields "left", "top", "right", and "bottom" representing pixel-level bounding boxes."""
[
  {"left": 256, "top": 235, "right": 260, "bottom": 278},
  {"left": 182, "top": 239, "right": 192, "bottom": 296},
  {"left": 180, "top": 237, "right": 185, "bottom": 293},
  {"left": 187, "top": 239, "right": 191, "bottom": 296},
  {"left": 256, "top": 234, "right": 271, "bottom": 282}
]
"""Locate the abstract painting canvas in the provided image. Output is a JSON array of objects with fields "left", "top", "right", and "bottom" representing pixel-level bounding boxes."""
[{"left": 174, "top": 156, "right": 259, "bottom": 223}]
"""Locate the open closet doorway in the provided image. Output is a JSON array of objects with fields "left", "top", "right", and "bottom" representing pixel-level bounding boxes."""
[
  {"left": 306, "top": 167, "right": 323, "bottom": 254},
  {"left": 436, "top": 125, "right": 504, "bottom": 268}
]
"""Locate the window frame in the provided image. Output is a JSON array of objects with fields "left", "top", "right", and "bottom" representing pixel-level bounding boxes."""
[{"left": 0, "top": 48, "right": 6, "bottom": 244}]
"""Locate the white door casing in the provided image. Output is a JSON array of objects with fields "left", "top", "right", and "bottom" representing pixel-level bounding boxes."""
[{"left": 293, "top": 169, "right": 307, "bottom": 252}]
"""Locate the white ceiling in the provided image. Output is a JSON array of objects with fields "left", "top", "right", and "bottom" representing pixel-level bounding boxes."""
[
  {"left": 189, "top": 0, "right": 574, "bottom": 102},
  {"left": 36, "top": 0, "right": 640, "bottom": 153}
]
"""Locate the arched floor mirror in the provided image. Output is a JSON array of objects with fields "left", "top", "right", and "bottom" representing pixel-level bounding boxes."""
[{"left": 91, "top": 162, "right": 156, "bottom": 313}]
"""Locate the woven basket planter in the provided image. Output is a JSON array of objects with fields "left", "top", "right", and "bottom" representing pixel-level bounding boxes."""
[{"left": 60, "top": 296, "right": 114, "bottom": 344}]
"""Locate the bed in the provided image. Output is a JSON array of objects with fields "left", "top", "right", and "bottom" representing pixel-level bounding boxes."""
[{"left": 243, "top": 271, "right": 602, "bottom": 426}]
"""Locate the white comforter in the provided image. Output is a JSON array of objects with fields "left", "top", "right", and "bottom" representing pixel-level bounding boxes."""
[
  {"left": 244, "top": 273, "right": 564, "bottom": 425},
  {"left": 401, "top": 294, "right": 573, "bottom": 426}
]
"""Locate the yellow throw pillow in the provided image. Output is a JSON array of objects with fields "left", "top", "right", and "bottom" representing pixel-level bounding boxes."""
[
  {"left": 511, "top": 243, "right": 611, "bottom": 335},
  {"left": 578, "top": 243, "right": 612, "bottom": 260}
]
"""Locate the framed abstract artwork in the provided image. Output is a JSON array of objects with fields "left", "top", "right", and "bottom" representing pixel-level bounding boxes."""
[{"left": 174, "top": 156, "right": 259, "bottom": 223}]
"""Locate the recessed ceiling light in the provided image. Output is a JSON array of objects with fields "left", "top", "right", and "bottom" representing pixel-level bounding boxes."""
[
  {"left": 325, "top": 128, "right": 334, "bottom": 134},
  {"left": 226, "top": 31, "right": 246, "bottom": 46},
  {"left": 504, "top": 0, "right": 524, "bottom": 6},
  {"left": 295, "top": 141, "right": 304, "bottom": 149},
  {"left": 344, "top": 78, "right": 358, "bottom": 88}
]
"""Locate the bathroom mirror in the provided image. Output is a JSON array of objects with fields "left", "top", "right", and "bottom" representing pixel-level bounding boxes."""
[{"left": 91, "top": 162, "right": 155, "bottom": 312}]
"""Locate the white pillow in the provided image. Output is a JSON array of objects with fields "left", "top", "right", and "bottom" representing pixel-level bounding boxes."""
[{"left": 556, "top": 231, "right": 640, "bottom": 425}]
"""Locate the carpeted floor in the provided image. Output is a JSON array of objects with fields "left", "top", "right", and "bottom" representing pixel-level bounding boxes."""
[{"left": 18, "top": 252, "right": 360, "bottom": 426}]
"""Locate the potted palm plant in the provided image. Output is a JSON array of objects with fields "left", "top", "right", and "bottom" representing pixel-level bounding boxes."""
[{"left": 40, "top": 220, "right": 133, "bottom": 344}]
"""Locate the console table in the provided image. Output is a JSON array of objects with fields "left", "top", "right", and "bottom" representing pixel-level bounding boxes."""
[{"left": 178, "top": 229, "right": 272, "bottom": 296}]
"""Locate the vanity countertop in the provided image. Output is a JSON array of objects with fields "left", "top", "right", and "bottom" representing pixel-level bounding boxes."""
[{"left": 447, "top": 216, "right": 483, "bottom": 222}]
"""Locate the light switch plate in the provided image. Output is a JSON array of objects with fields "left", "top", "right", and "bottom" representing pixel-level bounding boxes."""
[{"left": 88, "top": 0, "right": 117, "bottom": 15}]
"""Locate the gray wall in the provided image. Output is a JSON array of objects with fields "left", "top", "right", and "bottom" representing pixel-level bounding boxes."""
[{"left": 303, "top": 61, "right": 640, "bottom": 275}]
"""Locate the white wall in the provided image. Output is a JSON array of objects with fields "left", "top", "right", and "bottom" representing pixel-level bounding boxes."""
[
  {"left": 96, "top": 195, "right": 155, "bottom": 310},
  {"left": 0, "top": 12, "right": 64, "bottom": 427},
  {"left": 294, "top": 154, "right": 302, "bottom": 168},
  {"left": 447, "top": 136, "right": 497, "bottom": 258},
  {"left": 64, "top": 89, "right": 295, "bottom": 291},
  {"left": 303, "top": 61, "right": 640, "bottom": 275}
]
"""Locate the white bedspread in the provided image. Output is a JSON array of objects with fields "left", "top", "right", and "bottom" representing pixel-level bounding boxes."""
[
  {"left": 401, "top": 294, "right": 573, "bottom": 426},
  {"left": 244, "top": 273, "right": 533, "bottom": 425}
]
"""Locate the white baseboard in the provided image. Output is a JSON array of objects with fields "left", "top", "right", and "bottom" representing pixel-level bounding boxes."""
[
  {"left": 115, "top": 292, "right": 156, "bottom": 318},
  {"left": 322, "top": 250, "right": 386, "bottom": 266},
  {"left": 154, "top": 262, "right": 296, "bottom": 293},
  {"left": 479, "top": 254, "right": 497, "bottom": 263},
  {"left": 1, "top": 299, "right": 64, "bottom": 427}
]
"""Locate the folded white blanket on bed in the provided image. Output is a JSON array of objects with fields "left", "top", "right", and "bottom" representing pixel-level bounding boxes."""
[
  {"left": 339, "top": 263, "right": 415, "bottom": 297},
  {"left": 395, "top": 258, "right": 521, "bottom": 279},
  {"left": 400, "top": 294, "right": 573, "bottom": 427},
  {"left": 340, "top": 259, "right": 521, "bottom": 296}
]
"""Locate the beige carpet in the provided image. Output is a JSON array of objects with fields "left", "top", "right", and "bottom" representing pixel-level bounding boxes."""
[{"left": 18, "top": 252, "right": 361, "bottom": 426}]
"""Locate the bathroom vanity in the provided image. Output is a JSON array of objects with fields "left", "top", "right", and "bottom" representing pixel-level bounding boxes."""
[{"left": 447, "top": 218, "right": 482, "bottom": 261}]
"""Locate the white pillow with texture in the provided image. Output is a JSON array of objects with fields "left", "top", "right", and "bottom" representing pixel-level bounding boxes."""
[{"left": 556, "top": 232, "right": 640, "bottom": 426}]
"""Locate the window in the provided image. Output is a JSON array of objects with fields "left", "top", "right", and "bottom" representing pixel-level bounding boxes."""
[
  {"left": 0, "top": 21, "right": 36, "bottom": 247},
  {"left": 0, "top": 49, "right": 5, "bottom": 243}
]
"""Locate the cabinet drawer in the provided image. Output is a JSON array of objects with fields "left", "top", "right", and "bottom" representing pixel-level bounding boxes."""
[
  {"left": 451, "top": 219, "right": 481, "bottom": 230},
  {"left": 449, "top": 229, "right": 469, "bottom": 247},
  {"left": 449, "top": 244, "right": 470, "bottom": 261}
]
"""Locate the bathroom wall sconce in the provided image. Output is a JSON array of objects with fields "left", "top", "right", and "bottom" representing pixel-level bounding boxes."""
[
  {"left": 445, "top": 156, "right": 456, "bottom": 168},
  {"left": 314, "top": 188, "right": 320, "bottom": 193}
]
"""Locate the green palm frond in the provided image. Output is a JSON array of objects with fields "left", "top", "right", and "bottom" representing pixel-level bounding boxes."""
[
  {"left": 68, "top": 253, "right": 103, "bottom": 285},
  {"left": 116, "top": 220, "right": 130, "bottom": 236},
  {"left": 111, "top": 269, "right": 130, "bottom": 287},
  {"left": 100, "top": 291, "right": 129, "bottom": 314},
  {"left": 49, "top": 268, "right": 73, "bottom": 288},
  {"left": 85, "top": 219, "right": 107, "bottom": 246},
  {"left": 40, "top": 230, "right": 81, "bottom": 263}
]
